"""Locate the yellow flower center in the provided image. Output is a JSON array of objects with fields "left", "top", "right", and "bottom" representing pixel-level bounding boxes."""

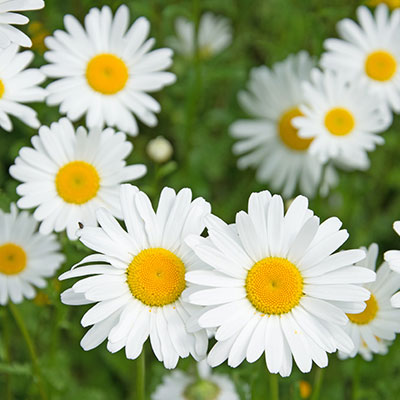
[
  {"left": 367, "top": 0, "right": 400, "bottom": 9},
  {"left": 127, "top": 248, "right": 186, "bottom": 307},
  {"left": 324, "top": 107, "right": 355, "bottom": 136},
  {"left": 86, "top": 53, "right": 129, "bottom": 95},
  {"left": 55, "top": 161, "right": 100, "bottom": 205},
  {"left": 0, "top": 243, "right": 27, "bottom": 275},
  {"left": 365, "top": 50, "right": 397, "bottom": 81},
  {"left": 245, "top": 257, "right": 303, "bottom": 315},
  {"left": 0, "top": 79, "right": 5, "bottom": 98},
  {"left": 347, "top": 294, "right": 378, "bottom": 325},
  {"left": 278, "top": 107, "right": 313, "bottom": 151}
]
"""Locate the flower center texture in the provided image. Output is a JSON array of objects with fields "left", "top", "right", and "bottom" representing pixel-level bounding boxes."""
[
  {"left": 55, "top": 161, "right": 100, "bottom": 204},
  {"left": 347, "top": 294, "right": 378, "bottom": 325},
  {"left": 86, "top": 53, "right": 129, "bottom": 95},
  {"left": 184, "top": 380, "right": 220, "bottom": 400},
  {"left": 278, "top": 107, "right": 313, "bottom": 151},
  {"left": 365, "top": 50, "right": 397, "bottom": 82},
  {"left": 0, "top": 243, "right": 27, "bottom": 275},
  {"left": 0, "top": 80, "right": 5, "bottom": 98},
  {"left": 127, "top": 248, "right": 186, "bottom": 307},
  {"left": 245, "top": 257, "right": 303, "bottom": 315},
  {"left": 324, "top": 107, "right": 355, "bottom": 136}
]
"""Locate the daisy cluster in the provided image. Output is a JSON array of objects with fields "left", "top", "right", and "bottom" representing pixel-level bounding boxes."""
[
  {"left": 231, "top": 4, "right": 400, "bottom": 199},
  {"left": 3, "top": 2, "right": 400, "bottom": 399}
]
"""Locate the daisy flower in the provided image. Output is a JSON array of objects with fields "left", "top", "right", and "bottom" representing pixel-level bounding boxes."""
[
  {"left": 168, "top": 12, "right": 232, "bottom": 60},
  {"left": 384, "top": 221, "right": 400, "bottom": 307},
  {"left": 292, "top": 68, "right": 391, "bottom": 165},
  {"left": 0, "top": 204, "right": 64, "bottom": 305},
  {"left": 42, "top": 5, "right": 176, "bottom": 136},
  {"left": 0, "top": 44, "right": 46, "bottom": 132},
  {"left": 229, "top": 52, "right": 325, "bottom": 198},
  {"left": 321, "top": 5, "right": 400, "bottom": 113},
  {"left": 59, "top": 185, "right": 210, "bottom": 369},
  {"left": 339, "top": 243, "right": 400, "bottom": 361},
  {"left": 10, "top": 118, "right": 146, "bottom": 240},
  {"left": 185, "top": 191, "right": 375, "bottom": 376},
  {"left": 152, "top": 360, "right": 239, "bottom": 400},
  {"left": 0, "top": 0, "right": 44, "bottom": 48}
]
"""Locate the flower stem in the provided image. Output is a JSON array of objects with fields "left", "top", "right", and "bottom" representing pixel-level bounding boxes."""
[
  {"left": 8, "top": 303, "right": 47, "bottom": 400},
  {"left": 269, "top": 373, "right": 279, "bottom": 400},
  {"left": 1, "top": 309, "right": 13, "bottom": 400},
  {"left": 352, "top": 356, "right": 361, "bottom": 400},
  {"left": 136, "top": 350, "right": 145, "bottom": 400},
  {"left": 311, "top": 367, "right": 325, "bottom": 400}
]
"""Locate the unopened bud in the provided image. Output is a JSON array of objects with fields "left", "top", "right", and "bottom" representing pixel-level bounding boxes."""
[{"left": 146, "top": 136, "right": 173, "bottom": 163}]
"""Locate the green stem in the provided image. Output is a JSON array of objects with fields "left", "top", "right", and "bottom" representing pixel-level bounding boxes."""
[
  {"left": 1, "top": 309, "right": 13, "bottom": 400},
  {"left": 270, "top": 373, "right": 279, "bottom": 400},
  {"left": 136, "top": 350, "right": 145, "bottom": 400},
  {"left": 8, "top": 303, "right": 47, "bottom": 400},
  {"left": 310, "top": 368, "right": 325, "bottom": 400},
  {"left": 352, "top": 357, "right": 361, "bottom": 400}
]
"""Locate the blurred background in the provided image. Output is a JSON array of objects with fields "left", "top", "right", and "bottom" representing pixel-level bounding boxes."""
[{"left": 1, "top": 0, "right": 400, "bottom": 399}]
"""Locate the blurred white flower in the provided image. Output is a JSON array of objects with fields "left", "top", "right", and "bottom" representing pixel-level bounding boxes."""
[
  {"left": 42, "top": 5, "right": 176, "bottom": 136},
  {"left": 0, "top": 204, "right": 64, "bottom": 305},
  {"left": 147, "top": 136, "right": 173, "bottom": 163},
  {"left": 10, "top": 118, "right": 146, "bottom": 240},
  {"left": 0, "top": 0, "right": 44, "bottom": 48},
  {"left": 168, "top": 12, "right": 232, "bottom": 59}
]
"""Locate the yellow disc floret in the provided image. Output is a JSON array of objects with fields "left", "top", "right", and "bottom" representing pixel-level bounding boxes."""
[
  {"left": 278, "top": 107, "right": 313, "bottom": 151},
  {"left": 127, "top": 248, "right": 186, "bottom": 307},
  {"left": 245, "top": 257, "right": 303, "bottom": 315},
  {"left": 86, "top": 53, "right": 129, "bottom": 95},
  {"left": 0, "top": 79, "right": 5, "bottom": 98},
  {"left": 347, "top": 294, "right": 378, "bottom": 325},
  {"left": 0, "top": 243, "right": 27, "bottom": 275},
  {"left": 324, "top": 107, "right": 355, "bottom": 136},
  {"left": 56, "top": 161, "right": 100, "bottom": 204},
  {"left": 365, "top": 50, "right": 397, "bottom": 82}
]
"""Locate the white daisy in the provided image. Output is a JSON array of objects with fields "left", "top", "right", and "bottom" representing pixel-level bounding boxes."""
[
  {"left": 321, "top": 5, "right": 400, "bottom": 113},
  {"left": 229, "top": 52, "right": 325, "bottom": 198},
  {"left": 0, "top": 44, "right": 46, "bottom": 132},
  {"left": 152, "top": 360, "right": 239, "bottom": 400},
  {"left": 0, "top": 0, "right": 44, "bottom": 48},
  {"left": 339, "top": 243, "right": 400, "bottom": 361},
  {"left": 185, "top": 191, "right": 376, "bottom": 377},
  {"left": 59, "top": 184, "right": 210, "bottom": 369},
  {"left": 384, "top": 221, "right": 400, "bottom": 307},
  {"left": 41, "top": 5, "right": 176, "bottom": 136},
  {"left": 0, "top": 204, "right": 64, "bottom": 305},
  {"left": 292, "top": 68, "right": 391, "bottom": 165},
  {"left": 168, "top": 12, "right": 232, "bottom": 59},
  {"left": 10, "top": 118, "right": 146, "bottom": 240}
]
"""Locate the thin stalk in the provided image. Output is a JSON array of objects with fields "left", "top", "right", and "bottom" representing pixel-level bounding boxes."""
[
  {"left": 352, "top": 356, "right": 361, "bottom": 400},
  {"left": 270, "top": 372, "right": 279, "bottom": 400},
  {"left": 310, "top": 368, "right": 325, "bottom": 400},
  {"left": 8, "top": 303, "right": 47, "bottom": 400},
  {"left": 136, "top": 350, "right": 145, "bottom": 400},
  {"left": 1, "top": 309, "right": 13, "bottom": 400}
]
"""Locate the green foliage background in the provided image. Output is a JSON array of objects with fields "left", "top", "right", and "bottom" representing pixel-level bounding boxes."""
[{"left": 1, "top": 0, "right": 400, "bottom": 399}]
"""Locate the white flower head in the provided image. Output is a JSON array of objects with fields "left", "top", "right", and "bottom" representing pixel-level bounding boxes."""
[
  {"left": 152, "top": 360, "right": 239, "bottom": 400},
  {"left": 42, "top": 5, "right": 176, "bottom": 136},
  {"left": 321, "top": 5, "right": 400, "bottom": 113},
  {"left": 0, "top": 44, "right": 46, "bottom": 132},
  {"left": 339, "top": 244, "right": 400, "bottom": 360},
  {"left": 185, "top": 191, "right": 375, "bottom": 377},
  {"left": 384, "top": 221, "right": 400, "bottom": 307},
  {"left": 59, "top": 185, "right": 211, "bottom": 369},
  {"left": 10, "top": 118, "right": 146, "bottom": 240},
  {"left": 0, "top": 0, "right": 44, "bottom": 48},
  {"left": 0, "top": 204, "right": 64, "bottom": 305},
  {"left": 230, "top": 52, "right": 325, "bottom": 198},
  {"left": 293, "top": 68, "right": 391, "bottom": 166},
  {"left": 168, "top": 12, "right": 232, "bottom": 59}
]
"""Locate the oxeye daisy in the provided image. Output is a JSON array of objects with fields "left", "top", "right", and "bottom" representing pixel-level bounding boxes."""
[
  {"left": 384, "top": 221, "right": 400, "bottom": 307},
  {"left": 42, "top": 5, "right": 176, "bottom": 136},
  {"left": 339, "top": 244, "right": 400, "bottom": 361},
  {"left": 59, "top": 185, "right": 210, "bottom": 369},
  {"left": 152, "top": 360, "right": 239, "bottom": 400},
  {"left": 185, "top": 191, "right": 375, "bottom": 376},
  {"left": 10, "top": 118, "right": 146, "bottom": 240},
  {"left": 0, "top": 204, "right": 64, "bottom": 305},
  {"left": 321, "top": 5, "right": 400, "bottom": 113},
  {"left": 229, "top": 52, "right": 325, "bottom": 198},
  {"left": 0, "top": 0, "right": 44, "bottom": 48},
  {"left": 0, "top": 44, "right": 46, "bottom": 132},
  {"left": 292, "top": 68, "right": 391, "bottom": 165},
  {"left": 168, "top": 12, "right": 232, "bottom": 60}
]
